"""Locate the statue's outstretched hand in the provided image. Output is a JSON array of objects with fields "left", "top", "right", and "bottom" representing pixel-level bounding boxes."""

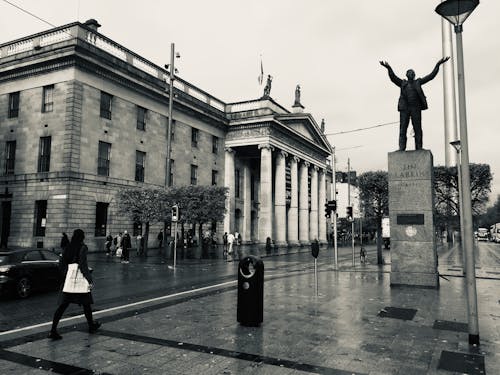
[
  {"left": 437, "top": 56, "right": 450, "bottom": 66},
  {"left": 379, "top": 61, "right": 391, "bottom": 69}
]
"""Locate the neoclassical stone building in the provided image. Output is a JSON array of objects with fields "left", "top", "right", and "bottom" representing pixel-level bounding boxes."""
[
  {"left": 0, "top": 20, "right": 333, "bottom": 251},
  {"left": 224, "top": 100, "right": 333, "bottom": 246}
]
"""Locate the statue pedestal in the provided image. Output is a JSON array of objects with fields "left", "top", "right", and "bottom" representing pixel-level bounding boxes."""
[{"left": 388, "top": 150, "right": 439, "bottom": 288}]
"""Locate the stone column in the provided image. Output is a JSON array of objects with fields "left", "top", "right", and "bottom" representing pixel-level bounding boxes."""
[
  {"left": 242, "top": 163, "right": 252, "bottom": 244},
  {"left": 298, "top": 161, "right": 310, "bottom": 245},
  {"left": 287, "top": 156, "right": 300, "bottom": 246},
  {"left": 224, "top": 148, "right": 236, "bottom": 234},
  {"left": 258, "top": 143, "right": 274, "bottom": 243},
  {"left": 274, "top": 150, "right": 288, "bottom": 246},
  {"left": 318, "top": 168, "right": 327, "bottom": 243},
  {"left": 309, "top": 166, "right": 319, "bottom": 241}
]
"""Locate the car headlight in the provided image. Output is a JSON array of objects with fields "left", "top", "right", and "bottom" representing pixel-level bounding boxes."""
[{"left": 0, "top": 265, "right": 12, "bottom": 273}]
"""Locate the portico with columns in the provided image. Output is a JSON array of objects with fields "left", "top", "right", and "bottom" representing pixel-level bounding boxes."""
[{"left": 223, "top": 97, "right": 333, "bottom": 248}]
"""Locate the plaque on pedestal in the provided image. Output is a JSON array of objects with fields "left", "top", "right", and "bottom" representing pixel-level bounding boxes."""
[{"left": 388, "top": 150, "right": 439, "bottom": 288}]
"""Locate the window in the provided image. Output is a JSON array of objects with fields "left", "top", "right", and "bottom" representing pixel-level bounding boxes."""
[
  {"left": 95, "top": 202, "right": 109, "bottom": 237},
  {"left": 100, "top": 92, "right": 112, "bottom": 119},
  {"left": 166, "top": 158, "right": 174, "bottom": 187},
  {"left": 42, "top": 85, "right": 54, "bottom": 113},
  {"left": 34, "top": 200, "right": 47, "bottom": 236},
  {"left": 4, "top": 141, "right": 16, "bottom": 175},
  {"left": 97, "top": 141, "right": 111, "bottom": 176},
  {"left": 137, "top": 106, "right": 146, "bottom": 131},
  {"left": 235, "top": 169, "right": 240, "bottom": 198},
  {"left": 191, "top": 128, "right": 199, "bottom": 148},
  {"left": 190, "top": 164, "right": 198, "bottom": 185},
  {"left": 23, "top": 250, "right": 43, "bottom": 261},
  {"left": 8, "top": 92, "right": 19, "bottom": 118},
  {"left": 135, "top": 150, "right": 146, "bottom": 182},
  {"left": 212, "top": 136, "right": 219, "bottom": 154},
  {"left": 212, "top": 170, "right": 218, "bottom": 186},
  {"left": 38, "top": 136, "right": 51, "bottom": 172}
]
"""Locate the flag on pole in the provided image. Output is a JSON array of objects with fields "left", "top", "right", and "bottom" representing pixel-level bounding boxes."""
[{"left": 258, "top": 57, "right": 264, "bottom": 85}]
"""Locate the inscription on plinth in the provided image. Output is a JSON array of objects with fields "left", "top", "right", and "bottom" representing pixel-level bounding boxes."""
[{"left": 388, "top": 150, "right": 438, "bottom": 288}]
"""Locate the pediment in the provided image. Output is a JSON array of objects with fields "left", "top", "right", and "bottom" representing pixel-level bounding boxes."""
[{"left": 277, "top": 114, "right": 331, "bottom": 153}]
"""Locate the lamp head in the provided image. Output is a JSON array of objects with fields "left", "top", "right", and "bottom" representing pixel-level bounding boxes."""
[{"left": 435, "top": 0, "right": 479, "bottom": 31}]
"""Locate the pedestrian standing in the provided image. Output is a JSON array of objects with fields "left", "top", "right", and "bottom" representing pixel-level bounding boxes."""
[
  {"left": 114, "top": 232, "right": 122, "bottom": 256},
  {"left": 136, "top": 234, "right": 143, "bottom": 256},
  {"left": 227, "top": 232, "right": 235, "bottom": 255},
  {"left": 48, "top": 229, "right": 100, "bottom": 340},
  {"left": 157, "top": 230, "right": 164, "bottom": 248},
  {"left": 105, "top": 233, "right": 113, "bottom": 256},
  {"left": 122, "top": 230, "right": 131, "bottom": 263},
  {"left": 223, "top": 232, "right": 228, "bottom": 251},
  {"left": 360, "top": 246, "right": 367, "bottom": 264}
]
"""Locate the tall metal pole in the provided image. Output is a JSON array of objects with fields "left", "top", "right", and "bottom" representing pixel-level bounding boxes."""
[
  {"left": 456, "top": 149, "right": 466, "bottom": 274},
  {"left": 348, "top": 158, "right": 354, "bottom": 267},
  {"left": 441, "top": 10, "right": 458, "bottom": 167},
  {"left": 455, "top": 25, "right": 479, "bottom": 345},
  {"left": 330, "top": 150, "right": 338, "bottom": 269},
  {"left": 166, "top": 43, "right": 175, "bottom": 188}
]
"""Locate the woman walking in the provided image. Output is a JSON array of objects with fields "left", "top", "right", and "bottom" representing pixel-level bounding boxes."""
[{"left": 48, "top": 229, "right": 101, "bottom": 340}]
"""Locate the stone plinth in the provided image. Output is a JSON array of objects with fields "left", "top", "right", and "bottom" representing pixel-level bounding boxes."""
[{"left": 388, "top": 150, "right": 439, "bottom": 288}]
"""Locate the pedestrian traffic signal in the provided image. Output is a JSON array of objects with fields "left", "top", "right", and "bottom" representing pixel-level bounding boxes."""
[
  {"left": 346, "top": 206, "right": 353, "bottom": 222},
  {"left": 171, "top": 205, "right": 179, "bottom": 222},
  {"left": 324, "top": 203, "right": 331, "bottom": 218}
]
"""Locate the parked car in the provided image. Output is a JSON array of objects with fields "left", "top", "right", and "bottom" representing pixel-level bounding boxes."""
[
  {"left": 476, "top": 228, "right": 490, "bottom": 242},
  {"left": 0, "top": 249, "right": 62, "bottom": 298}
]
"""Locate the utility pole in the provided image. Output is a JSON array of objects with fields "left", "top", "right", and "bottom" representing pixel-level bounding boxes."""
[
  {"left": 330, "top": 149, "right": 338, "bottom": 269},
  {"left": 165, "top": 43, "right": 175, "bottom": 188},
  {"left": 348, "top": 158, "right": 354, "bottom": 267}
]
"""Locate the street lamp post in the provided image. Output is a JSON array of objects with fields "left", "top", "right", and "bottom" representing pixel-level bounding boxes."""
[
  {"left": 450, "top": 140, "right": 466, "bottom": 274},
  {"left": 436, "top": 0, "right": 480, "bottom": 346},
  {"left": 330, "top": 148, "right": 338, "bottom": 269},
  {"left": 165, "top": 43, "right": 180, "bottom": 188}
]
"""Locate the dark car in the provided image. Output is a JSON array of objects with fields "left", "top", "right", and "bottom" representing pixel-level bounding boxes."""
[{"left": 0, "top": 249, "right": 62, "bottom": 298}]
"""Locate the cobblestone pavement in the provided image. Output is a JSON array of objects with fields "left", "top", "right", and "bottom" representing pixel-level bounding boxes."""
[{"left": 0, "top": 244, "right": 499, "bottom": 374}]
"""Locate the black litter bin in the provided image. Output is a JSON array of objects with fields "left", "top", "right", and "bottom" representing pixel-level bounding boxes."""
[{"left": 237, "top": 255, "right": 264, "bottom": 326}]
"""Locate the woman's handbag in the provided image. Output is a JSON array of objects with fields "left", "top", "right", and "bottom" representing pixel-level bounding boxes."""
[{"left": 62, "top": 263, "right": 90, "bottom": 293}]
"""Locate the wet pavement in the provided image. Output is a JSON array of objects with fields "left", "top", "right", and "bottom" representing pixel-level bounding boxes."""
[{"left": 0, "top": 242, "right": 499, "bottom": 374}]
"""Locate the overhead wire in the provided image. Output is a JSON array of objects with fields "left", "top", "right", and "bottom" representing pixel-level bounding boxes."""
[
  {"left": 2, "top": 0, "right": 58, "bottom": 28},
  {"left": 325, "top": 121, "right": 399, "bottom": 136}
]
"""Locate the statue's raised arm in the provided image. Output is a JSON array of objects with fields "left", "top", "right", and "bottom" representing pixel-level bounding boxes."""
[
  {"left": 380, "top": 60, "right": 402, "bottom": 87},
  {"left": 420, "top": 56, "right": 450, "bottom": 85}
]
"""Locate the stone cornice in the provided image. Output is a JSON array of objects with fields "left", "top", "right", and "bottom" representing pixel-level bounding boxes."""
[{"left": 0, "top": 43, "right": 229, "bottom": 131}]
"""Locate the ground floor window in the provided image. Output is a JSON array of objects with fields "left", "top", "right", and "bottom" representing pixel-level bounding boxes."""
[
  {"left": 95, "top": 202, "right": 109, "bottom": 237},
  {"left": 34, "top": 200, "right": 47, "bottom": 236}
]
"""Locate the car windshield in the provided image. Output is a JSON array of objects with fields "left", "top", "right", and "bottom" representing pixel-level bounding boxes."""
[{"left": 0, "top": 255, "right": 10, "bottom": 264}]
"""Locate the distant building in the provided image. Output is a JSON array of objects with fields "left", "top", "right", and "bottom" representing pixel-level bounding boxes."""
[{"left": 0, "top": 20, "right": 334, "bottom": 250}]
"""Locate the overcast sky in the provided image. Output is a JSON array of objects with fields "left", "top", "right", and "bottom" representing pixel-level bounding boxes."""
[{"left": 1, "top": 0, "right": 498, "bottom": 201}]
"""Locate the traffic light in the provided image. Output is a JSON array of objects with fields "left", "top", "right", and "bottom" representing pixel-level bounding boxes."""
[
  {"left": 328, "top": 200, "right": 337, "bottom": 212},
  {"left": 346, "top": 206, "right": 353, "bottom": 222},
  {"left": 171, "top": 205, "right": 179, "bottom": 222},
  {"left": 324, "top": 203, "right": 331, "bottom": 218}
]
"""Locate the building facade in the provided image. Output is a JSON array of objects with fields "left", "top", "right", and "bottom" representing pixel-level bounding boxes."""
[{"left": 0, "top": 20, "right": 333, "bottom": 251}]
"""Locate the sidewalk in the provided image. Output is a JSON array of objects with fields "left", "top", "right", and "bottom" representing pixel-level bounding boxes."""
[{"left": 0, "top": 249, "right": 498, "bottom": 374}]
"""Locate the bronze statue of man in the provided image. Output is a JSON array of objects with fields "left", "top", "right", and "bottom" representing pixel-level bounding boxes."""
[{"left": 380, "top": 57, "right": 449, "bottom": 151}]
